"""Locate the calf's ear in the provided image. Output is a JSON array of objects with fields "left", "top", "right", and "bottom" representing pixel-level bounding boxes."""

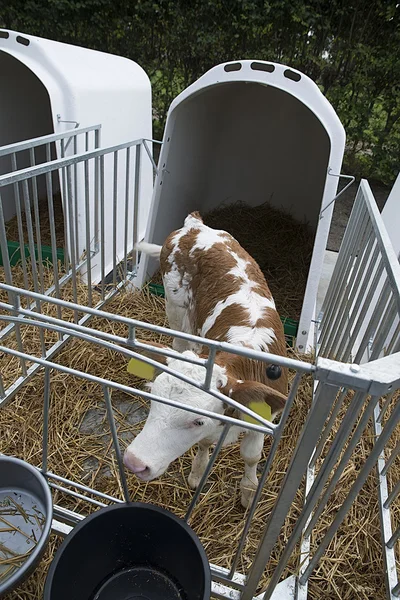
[
  {"left": 221, "top": 380, "right": 287, "bottom": 421},
  {"left": 127, "top": 339, "right": 175, "bottom": 380}
]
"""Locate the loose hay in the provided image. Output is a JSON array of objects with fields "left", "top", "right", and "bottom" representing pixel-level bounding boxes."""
[
  {"left": 5, "top": 194, "right": 65, "bottom": 250},
  {"left": 0, "top": 286, "right": 399, "bottom": 600}
]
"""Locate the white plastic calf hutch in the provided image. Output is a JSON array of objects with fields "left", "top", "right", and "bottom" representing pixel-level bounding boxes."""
[
  {"left": 135, "top": 59, "right": 347, "bottom": 350},
  {"left": 0, "top": 29, "right": 153, "bottom": 283}
]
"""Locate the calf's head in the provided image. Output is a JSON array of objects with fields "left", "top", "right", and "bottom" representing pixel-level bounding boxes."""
[{"left": 123, "top": 350, "right": 287, "bottom": 481}]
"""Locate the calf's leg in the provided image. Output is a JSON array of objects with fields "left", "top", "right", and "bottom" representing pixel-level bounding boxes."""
[
  {"left": 240, "top": 431, "right": 264, "bottom": 509},
  {"left": 188, "top": 440, "right": 213, "bottom": 489},
  {"left": 165, "top": 300, "right": 190, "bottom": 352}
]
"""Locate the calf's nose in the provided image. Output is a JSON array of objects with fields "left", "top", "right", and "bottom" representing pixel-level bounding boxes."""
[{"left": 123, "top": 452, "right": 147, "bottom": 474}]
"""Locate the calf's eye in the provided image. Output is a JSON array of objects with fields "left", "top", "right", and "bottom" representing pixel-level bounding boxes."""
[
  {"left": 193, "top": 419, "right": 205, "bottom": 427},
  {"left": 266, "top": 364, "right": 282, "bottom": 380}
]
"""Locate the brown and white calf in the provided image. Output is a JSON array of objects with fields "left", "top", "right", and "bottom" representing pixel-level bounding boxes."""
[{"left": 123, "top": 212, "right": 288, "bottom": 507}]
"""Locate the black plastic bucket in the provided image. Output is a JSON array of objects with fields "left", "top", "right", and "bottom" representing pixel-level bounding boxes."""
[{"left": 44, "top": 502, "right": 211, "bottom": 600}]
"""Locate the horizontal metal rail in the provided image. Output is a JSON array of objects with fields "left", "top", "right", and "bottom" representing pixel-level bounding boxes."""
[
  {"left": 0, "top": 138, "right": 145, "bottom": 187},
  {"left": 0, "top": 283, "right": 315, "bottom": 373},
  {"left": 0, "top": 125, "right": 102, "bottom": 157}
]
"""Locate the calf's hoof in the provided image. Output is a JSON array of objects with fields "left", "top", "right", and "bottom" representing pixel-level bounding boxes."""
[
  {"left": 188, "top": 471, "right": 202, "bottom": 489},
  {"left": 240, "top": 478, "right": 257, "bottom": 509},
  {"left": 241, "top": 487, "right": 256, "bottom": 509}
]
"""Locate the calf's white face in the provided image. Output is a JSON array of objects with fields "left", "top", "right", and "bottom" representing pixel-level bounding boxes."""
[{"left": 123, "top": 352, "right": 228, "bottom": 481}]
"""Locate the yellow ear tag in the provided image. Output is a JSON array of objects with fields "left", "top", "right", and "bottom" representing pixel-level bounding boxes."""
[
  {"left": 127, "top": 358, "right": 156, "bottom": 380},
  {"left": 244, "top": 401, "right": 272, "bottom": 424}
]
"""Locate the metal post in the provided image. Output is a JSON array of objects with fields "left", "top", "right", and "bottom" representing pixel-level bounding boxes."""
[
  {"left": 133, "top": 144, "right": 141, "bottom": 269},
  {"left": 102, "top": 385, "right": 131, "bottom": 503},
  {"left": 112, "top": 152, "right": 118, "bottom": 287},
  {"left": 42, "top": 367, "right": 51, "bottom": 473},
  {"left": 84, "top": 157, "right": 92, "bottom": 306},
  {"left": 124, "top": 146, "right": 131, "bottom": 280}
]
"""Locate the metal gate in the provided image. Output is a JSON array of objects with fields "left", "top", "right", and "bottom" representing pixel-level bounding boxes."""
[
  {"left": 317, "top": 179, "right": 400, "bottom": 599},
  {"left": 0, "top": 151, "right": 399, "bottom": 598},
  {"left": 0, "top": 130, "right": 157, "bottom": 402}
]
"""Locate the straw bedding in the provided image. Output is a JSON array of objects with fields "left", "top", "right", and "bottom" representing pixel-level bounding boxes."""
[{"left": 0, "top": 203, "right": 399, "bottom": 599}]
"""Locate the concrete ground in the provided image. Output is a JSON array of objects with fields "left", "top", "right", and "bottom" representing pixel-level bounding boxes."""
[{"left": 327, "top": 179, "right": 390, "bottom": 252}]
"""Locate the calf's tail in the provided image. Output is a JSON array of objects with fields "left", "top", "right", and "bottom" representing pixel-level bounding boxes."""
[{"left": 135, "top": 241, "right": 162, "bottom": 259}]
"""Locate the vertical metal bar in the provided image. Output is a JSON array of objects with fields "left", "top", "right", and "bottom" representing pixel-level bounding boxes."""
[
  {"left": 381, "top": 440, "right": 400, "bottom": 476},
  {"left": 94, "top": 127, "right": 100, "bottom": 150},
  {"left": 123, "top": 147, "right": 131, "bottom": 280},
  {"left": 22, "top": 180, "right": 46, "bottom": 356},
  {"left": 387, "top": 526, "right": 400, "bottom": 550},
  {"left": 297, "top": 380, "right": 319, "bottom": 600},
  {"left": 341, "top": 257, "right": 385, "bottom": 362},
  {"left": 45, "top": 168, "right": 62, "bottom": 327},
  {"left": 319, "top": 194, "right": 364, "bottom": 347},
  {"left": 66, "top": 165, "right": 78, "bottom": 317},
  {"left": 94, "top": 128, "right": 100, "bottom": 252},
  {"left": 185, "top": 424, "right": 230, "bottom": 522},
  {"left": 378, "top": 390, "right": 395, "bottom": 423},
  {"left": 385, "top": 319, "right": 400, "bottom": 357},
  {"left": 113, "top": 152, "right": 118, "bottom": 287},
  {"left": 240, "top": 383, "right": 340, "bottom": 600},
  {"left": 45, "top": 145, "right": 62, "bottom": 305},
  {"left": 84, "top": 157, "right": 92, "bottom": 306},
  {"left": 0, "top": 191, "right": 14, "bottom": 304},
  {"left": 321, "top": 205, "right": 370, "bottom": 356},
  {"left": 299, "top": 399, "right": 400, "bottom": 585},
  {"left": 142, "top": 139, "right": 159, "bottom": 177},
  {"left": 60, "top": 140, "right": 69, "bottom": 271},
  {"left": 22, "top": 179, "right": 39, "bottom": 290},
  {"left": 127, "top": 324, "right": 136, "bottom": 345},
  {"left": 335, "top": 240, "right": 379, "bottom": 359},
  {"left": 263, "top": 384, "right": 322, "bottom": 600},
  {"left": 29, "top": 147, "right": 45, "bottom": 294},
  {"left": 100, "top": 155, "right": 105, "bottom": 301},
  {"left": 133, "top": 144, "right": 141, "bottom": 268},
  {"left": 73, "top": 136, "right": 79, "bottom": 262},
  {"left": 309, "top": 387, "right": 347, "bottom": 467},
  {"left": 42, "top": 367, "right": 51, "bottom": 473},
  {"left": 204, "top": 347, "right": 217, "bottom": 390},
  {"left": 229, "top": 373, "right": 303, "bottom": 578},
  {"left": 369, "top": 296, "right": 397, "bottom": 361},
  {"left": 11, "top": 294, "right": 27, "bottom": 376},
  {"left": 0, "top": 374, "right": 5, "bottom": 399},
  {"left": 329, "top": 231, "right": 375, "bottom": 360},
  {"left": 326, "top": 219, "right": 373, "bottom": 358},
  {"left": 102, "top": 385, "right": 130, "bottom": 502},
  {"left": 11, "top": 153, "right": 29, "bottom": 291},
  {"left": 354, "top": 280, "right": 391, "bottom": 363},
  {"left": 384, "top": 481, "right": 400, "bottom": 509},
  {"left": 321, "top": 193, "right": 364, "bottom": 345},
  {"left": 373, "top": 403, "right": 399, "bottom": 597}
]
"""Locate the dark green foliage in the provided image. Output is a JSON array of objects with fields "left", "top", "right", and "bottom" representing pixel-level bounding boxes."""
[{"left": 1, "top": 1, "right": 399, "bottom": 183}]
